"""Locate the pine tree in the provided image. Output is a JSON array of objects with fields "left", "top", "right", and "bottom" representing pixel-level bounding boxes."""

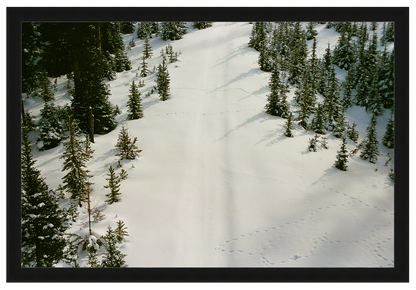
[
  {"left": 332, "top": 112, "right": 348, "bottom": 139},
  {"left": 136, "top": 22, "right": 152, "bottom": 39},
  {"left": 115, "top": 220, "right": 129, "bottom": 243},
  {"left": 160, "top": 22, "right": 187, "bottom": 41},
  {"left": 120, "top": 22, "right": 136, "bottom": 34},
  {"left": 60, "top": 115, "right": 92, "bottom": 204},
  {"left": 305, "top": 22, "right": 318, "bottom": 40},
  {"left": 156, "top": 59, "right": 171, "bottom": 101},
  {"left": 382, "top": 115, "right": 394, "bottom": 148},
  {"left": 248, "top": 22, "right": 268, "bottom": 52},
  {"left": 310, "top": 103, "right": 326, "bottom": 134},
  {"left": 265, "top": 69, "right": 290, "bottom": 117},
  {"left": 309, "top": 37, "right": 319, "bottom": 94},
  {"left": 139, "top": 56, "right": 149, "bottom": 77},
  {"left": 104, "top": 166, "right": 122, "bottom": 204},
  {"left": 37, "top": 102, "right": 63, "bottom": 151},
  {"left": 287, "top": 22, "right": 307, "bottom": 87},
  {"left": 347, "top": 121, "right": 359, "bottom": 143},
  {"left": 323, "top": 66, "right": 342, "bottom": 131},
  {"left": 295, "top": 70, "right": 315, "bottom": 130},
  {"left": 143, "top": 37, "right": 153, "bottom": 59},
  {"left": 115, "top": 125, "right": 142, "bottom": 160},
  {"left": 307, "top": 134, "right": 319, "bottom": 152},
  {"left": 384, "top": 22, "right": 394, "bottom": 43},
  {"left": 100, "top": 226, "right": 127, "bottom": 267},
  {"left": 21, "top": 127, "right": 70, "bottom": 267},
  {"left": 127, "top": 81, "right": 144, "bottom": 120},
  {"left": 334, "top": 137, "right": 349, "bottom": 171},
  {"left": 284, "top": 112, "right": 295, "bottom": 138},
  {"left": 192, "top": 22, "right": 213, "bottom": 30},
  {"left": 38, "top": 71, "right": 55, "bottom": 102},
  {"left": 360, "top": 115, "right": 379, "bottom": 163}
]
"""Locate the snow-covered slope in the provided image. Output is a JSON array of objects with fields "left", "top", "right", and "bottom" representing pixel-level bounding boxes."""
[{"left": 28, "top": 22, "right": 394, "bottom": 267}]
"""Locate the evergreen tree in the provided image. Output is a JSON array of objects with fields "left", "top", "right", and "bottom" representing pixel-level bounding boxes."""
[
  {"left": 360, "top": 115, "right": 379, "bottom": 163},
  {"left": 384, "top": 22, "right": 394, "bottom": 43},
  {"left": 22, "top": 109, "right": 37, "bottom": 132},
  {"left": 309, "top": 37, "right": 319, "bottom": 94},
  {"left": 104, "top": 166, "right": 122, "bottom": 204},
  {"left": 284, "top": 112, "right": 294, "bottom": 138},
  {"left": 38, "top": 72, "right": 55, "bottom": 102},
  {"left": 377, "top": 48, "right": 394, "bottom": 110},
  {"left": 139, "top": 56, "right": 149, "bottom": 77},
  {"left": 295, "top": 70, "right": 315, "bottom": 129},
  {"left": 323, "top": 66, "right": 342, "bottom": 131},
  {"left": 347, "top": 121, "right": 359, "bottom": 143},
  {"left": 143, "top": 37, "right": 153, "bottom": 59},
  {"left": 265, "top": 69, "right": 290, "bottom": 117},
  {"left": 305, "top": 22, "right": 318, "bottom": 40},
  {"left": 192, "top": 22, "right": 213, "bottom": 30},
  {"left": 317, "top": 43, "right": 333, "bottom": 95},
  {"left": 332, "top": 112, "right": 348, "bottom": 139},
  {"left": 136, "top": 22, "right": 152, "bottom": 39},
  {"left": 310, "top": 103, "right": 326, "bottom": 134},
  {"left": 333, "top": 23, "right": 355, "bottom": 71},
  {"left": 22, "top": 22, "right": 40, "bottom": 96},
  {"left": 248, "top": 22, "right": 268, "bottom": 52},
  {"left": 156, "top": 59, "right": 171, "bottom": 101},
  {"left": 100, "top": 226, "right": 127, "bottom": 267},
  {"left": 334, "top": 137, "right": 349, "bottom": 171},
  {"left": 115, "top": 125, "right": 142, "bottom": 160},
  {"left": 120, "top": 22, "right": 136, "bottom": 34},
  {"left": 115, "top": 220, "right": 129, "bottom": 243},
  {"left": 160, "top": 22, "right": 187, "bottom": 41},
  {"left": 307, "top": 134, "right": 319, "bottom": 152},
  {"left": 60, "top": 115, "right": 92, "bottom": 204},
  {"left": 37, "top": 102, "right": 63, "bottom": 151},
  {"left": 382, "top": 115, "right": 394, "bottom": 148},
  {"left": 21, "top": 127, "right": 69, "bottom": 267},
  {"left": 113, "top": 49, "right": 132, "bottom": 72},
  {"left": 127, "top": 80, "right": 144, "bottom": 120},
  {"left": 287, "top": 22, "right": 307, "bottom": 87}
]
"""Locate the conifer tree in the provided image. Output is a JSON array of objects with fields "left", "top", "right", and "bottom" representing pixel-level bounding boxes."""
[
  {"left": 139, "top": 56, "right": 149, "bottom": 77},
  {"left": 21, "top": 127, "right": 70, "bottom": 267},
  {"left": 115, "top": 220, "right": 129, "bottom": 243},
  {"left": 360, "top": 115, "right": 379, "bottom": 163},
  {"left": 136, "top": 22, "right": 152, "bottom": 39},
  {"left": 309, "top": 37, "right": 319, "bottom": 94},
  {"left": 160, "top": 22, "right": 187, "bottom": 41},
  {"left": 143, "top": 37, "right": 153, "bottom": 59},
  {"left": 377, "top": 48, "right": 394, "bottom": 110},
  {"left": 347, "top": 121, "right": 359, "bottom": 143},
  {"left": 60, "top": 115, "right": 92, "bottom": 204},
  {"left": 332, "top": 112, "right": 348, "bottom": 139},
  {"left": 37, "top": 102, "right": 63, "bottom": 151},
  {"left": 156, "top": 59, "right": 171, "bottom": 101},
  {"left": 305, "top": 22, "right": 318, "bottom": 40},
  {"left": 265, "top": 69, "right": 290, "bottom": 117},
  {"left": 310, "top": 103, "right": 326, "bottom": 134},
  {"left": 38, "top": 72, "right": 55, "bottom": 102},
  {"left": 323, "top": 66, "right": 342, "bottom": 131},
  {"left": 287, "top": 22, "right": 307, "bottom": 87},
  {"left": 334, "top": 137, "right": 349, "bottom": 171},
  {"left": 192, "top": 22, "right": 213, "bottom": 30},
  {"left": 127, "top": 80, "right": 144, "bottom": 120},
  {"left": 382, "top": 115, "right": 394, "bottom": 149},
  {"left": 104, "top": 166, "right": 122, "bottom": 204},
  {"left": 100, "top": 226, "right": 127, "bottom": 267},
  {"left": 308, "top": 134, "right": 319, "bottom": 152},
  {"left": 120, "top": 22, "right": 135, "bottom": 34},
  {"left": 248, "top": 22, "right": 268, "bottom": 52},
  {"left": 115, "top": 125, "right": 142, "bottom": 160},
  {"left": 295, "top": 70, "right": 315, "bottom": 129},
  {"left": 284, "top": 112, "right": 295, "bottom": 138}
]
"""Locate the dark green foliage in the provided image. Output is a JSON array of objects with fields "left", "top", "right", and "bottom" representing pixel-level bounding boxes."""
[
  {"left": 60, "top": 116, "right": 92, "bottom": 203},
  {"left": 137, "top": 22, "right": 156, "bottom": 39},
  {"left": 37, "top": 102, "right": 63, "bottom": 151},
  {"left": 295, "top": 70, "right": 316, "bottom": 130},
  {"left": 38, "top": 72, "right": 55, "bottom": 102},
  {"left": 323, "top": 67, "right": 342, "bottom": 131},
  {"left": 143, "top": 37, "right": 153, "bottom": 59},
  {"left": 115, "top": 125, "right": 142, "bottom": 160},
  {"left": 100, "top": 226, "right": 127, "bottom": 267},
  {"left": 115, "top": 220, "right": 129, "bottom": 243},
  {"left": 265, "top": 69, "right": 290, "bottom": 118},
  {"left": 113, "top": 49, "right": 132, "bottom": 72},
  {"left": 332, "top": 113, "right": 348, "bottom": 139},
  {"left": 119, "top": 169, "right": 128, "bottom": 180},
  {"left": 156, "top": 59, "right": 171, "bottom": 101},
  {"left": 382, "top": 115, "right": 394, "bottom": 149},
  {"left": 332, "top": 23, "right": 355, "bottom": 71},
  {"left": 120, "top": 22, "right": 136, "bottom": 34},
  {"left": 22, "top": 22, "right": 40, "bottom": 95},
  {"left": 165, "top": 44, "right": 179, "bottom": 63},
  {"left": 21, "top": 128, "right": 69, "bottom": 267},
  {"left": 127, "top": 81, "right": 144, "bottom": 120},
  {"left": 248, "top": 22, "right": 268, "bottom": 52},
  {"left": 104, "top": 166, "right": 122, "bottom": 204},
  {"left": 140, "top": 56, "right": 149, "bottom": 77},
  {"left": 347, "top": 122, "right": 359, "bottom": 143},
  {"left": 310, "top": 103, "right": 326, "bottom": 135},
  {"left": 377, "top": 48, "right": 394, "bottom": 110},
  {"left": 305, "top": 22, "right": 318, "bottom": 40},
  {"left": 334, "top": 137, "right": 349, "bottom": 171},
  {"left": 284, "top": 112, "right": 294, "bottom": 138},
  {"left": 22, "top": 109, "right": 37, "bottom": 132},
  {"left": 287, "top": 22, "right": 307, "bottom": 87},
  {"left": 307, "top": 134, "right": 319, "bottom": 152},
  {"left": 192, "top": 22, "right": 213, "bottom": 30},
  {"left": 360, "top": 115, "right": 379, "bottom": 163},
  {"left": 383, "top": 22, "right": 394, "bottom": 43},
  {"left": 160, "top": 22, "right": 187, "bottom": 41}
]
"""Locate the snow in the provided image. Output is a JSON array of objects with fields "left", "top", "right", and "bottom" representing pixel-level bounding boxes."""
[{"left": 27, "top": 22, "right": 394, "bottom": 267}]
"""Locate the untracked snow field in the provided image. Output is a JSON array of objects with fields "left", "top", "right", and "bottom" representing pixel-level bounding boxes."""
[{"left": 29, "top": 22, "right": 394, "bottom": 267}]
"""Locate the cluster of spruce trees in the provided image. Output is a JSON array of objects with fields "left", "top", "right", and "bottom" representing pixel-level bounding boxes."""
[
  {"left": 20, "top": 21, "right": 200, "bottom": 267},
  {"left": 253, "top": 22, "right": 394, "bottom": 174}
]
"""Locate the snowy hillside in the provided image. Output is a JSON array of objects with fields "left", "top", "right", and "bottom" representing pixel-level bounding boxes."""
[{"left": 26, "top": 22, "right": 394, "bottom": 267}]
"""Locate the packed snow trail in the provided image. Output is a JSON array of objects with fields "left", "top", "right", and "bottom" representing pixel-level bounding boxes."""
[{"left": 32, "top": 22, "right": 394, "bottom": 267}]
